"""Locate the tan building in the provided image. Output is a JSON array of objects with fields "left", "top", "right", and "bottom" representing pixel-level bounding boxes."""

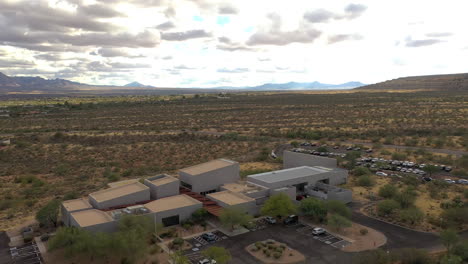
[
  {"left": 144, "top": 194, "right": 203, "bottom": 226},
  {"left": 61, "top": 198, "right": 93, "bottom": 226},
  {"left": 144, "top": 174, "right": 180, "bottom": 199},
  {"left": 207, "top": 190, "right": 257, "bottom": 215},
  {"left": 89, "top": 182, "right": 150, "bottom": 209},
  {"left": 69, "top": 209, "right": 117, "bottom": 233},
  {"left": 179, "top": 159, "right": 240, "bottom": 194}
]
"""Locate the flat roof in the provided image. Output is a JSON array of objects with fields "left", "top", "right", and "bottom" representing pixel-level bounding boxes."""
[
  {"left": 89, "top": 182, "right": 149, "bottom": 202},
  {"left": 71, "top": 209, "right": 113, "bottom": 227},
  {"left": 108, "top": 179, "right": 139, "bottom": 188},
  {"left": 222, "top": 182, "right": 266, "bottom": 194},
  {"left": 144, "top": 194, "right": 201, "bottom": 213},
  {"left": 247, "top": 166, "right": 337, "bottom": 184},
  {"left": 149, "top": 175, "right": 178, "bottom": 186},
  {"left": 180, "top": 159, "right": 237, "bottom": 175},
  {"left": 208, "top": 190, "right": 254, "bottom": 206},
  {"left": 62, "top": 198, "right": 92, "bottom": 212}
]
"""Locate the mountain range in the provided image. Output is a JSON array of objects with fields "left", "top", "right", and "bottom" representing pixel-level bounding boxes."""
[{"left": 357, "top": 73, "right": 468, "bottom": 91}]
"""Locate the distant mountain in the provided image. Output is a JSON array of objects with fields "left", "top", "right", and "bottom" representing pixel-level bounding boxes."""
[
  {"left": 213, "top": 81, "right": 365, "bottom": 91},
  {"left": 124, "top": 81, "right": 154, "bottom": 88},
  {"left": 357, "top": 73, "right": 468, "bottom": 91},
  {"left": 0, "top": 72, "right": 83, "bottom": 92}
]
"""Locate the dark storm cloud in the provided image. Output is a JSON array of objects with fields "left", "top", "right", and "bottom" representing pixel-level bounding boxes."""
[
  {"left": 217, "top": 68, "right": 249, "bottom": 73},
  {"left": 303, "top": 9, "right": 336, "bottom": 23},
  {"left": 425, "top": 32, "right": 452, "bottom": 38},
  {"left": 218, "top": 4, "right": 239, "bottom": 15},
  {"left": 247, "top": 14, "right": 321, "bottom": 46},
  {"left": 156, "top": 21, "right": 176, "bottom": 30},
  {"left": 344, "top": 3, "right": 367, "bottom": 19},
  {"left": 328, "top": 34, "right": 363, "bottom": 44},
  {"left": 405, "top": 38, "right": 444, "bottom": 47},
  {"left": 161, "top": 30, "right": 212, "bottom": 41}
]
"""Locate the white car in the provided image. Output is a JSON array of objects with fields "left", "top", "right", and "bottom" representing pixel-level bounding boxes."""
[
  {"left": 199, "top": 259, "right": 217, "bottom": 264},
  {"left": 312, "top": 227, "right": 326, "bottom": 235},
  {"left": 265, "top": 216, "right": 277, "bottom": 224},
  {"left": 444, "top": 179, "right": 456, "bottom": 184},
  {"left": 376, "top": 172, "right": 388, "bottom": 177}
]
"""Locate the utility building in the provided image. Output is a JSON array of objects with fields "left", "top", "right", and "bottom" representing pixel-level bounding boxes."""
[
  {"left": 207, "top": 190, "right": 257, "bottom": 215},
  {"left": 179, "top": 159, "right": 240, "bottom": 194},
  {"left": 144, "top": 174, "right": 180, "bottom": 199},
  {"left": 144, "top": 194, "right": 202, "bottom": 226},
  {"left": 61, "top": 198, "right": 93, "bottom": 226}
]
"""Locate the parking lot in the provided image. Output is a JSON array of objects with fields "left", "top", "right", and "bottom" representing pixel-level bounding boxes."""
[
  {"left": 8, "top": 241, "right": 43, "bottom": 264},
  {"left": 290, "top": 222, "right": 351, "bottom": 249},
  {"left": 184, "top": 231, "right": 228, "bottom": 264}
]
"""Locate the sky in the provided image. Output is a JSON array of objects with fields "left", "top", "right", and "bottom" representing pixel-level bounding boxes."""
[{"left": 0, "top": 0, "right": 467, "bottom": 88}]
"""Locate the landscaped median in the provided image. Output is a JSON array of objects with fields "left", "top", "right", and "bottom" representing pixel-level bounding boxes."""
[{"left": 246, "top": 239, "right": 305, "bottom": 264}]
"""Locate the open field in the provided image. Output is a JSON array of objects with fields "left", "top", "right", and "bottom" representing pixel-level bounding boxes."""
[{"left": 0, "top": 90, "right": 467, "bottom": 229}]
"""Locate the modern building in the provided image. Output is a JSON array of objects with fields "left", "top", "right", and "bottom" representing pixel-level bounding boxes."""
[
  {"left": 61, "top": 198, "right": 93, "bottom": 226},
  {"left": 144, "top": 194, "right": 202, "bottom": 226},
  {"left": 207, "top": 190, "right": 257, "bottom": 215},
  {"left": 88, "top": 182, "right": 150, "bottom": 209},
  {"left": 283, "top": 150, "right": 337, "bottom": 169},
  {"left": 144, "top": 174, "right": 180, "bottom": 199},
  {"left": 69, "top": 209, "right": 117, "bottom": 233},
  {"left": 179, "top": 159, "right": 240, "bottom": 194}
]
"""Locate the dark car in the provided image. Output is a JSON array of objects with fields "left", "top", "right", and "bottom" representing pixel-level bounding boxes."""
[
  {"left": 202, "top": 232, "right": 217, "bottom": 242},
  {"left": 283, "top": 215, "right": 299, "bottom": 225}
]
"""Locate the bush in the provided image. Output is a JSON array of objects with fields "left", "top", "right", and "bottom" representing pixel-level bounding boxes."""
[
  {"left": 360, "top": 228, "right": 368, "bottom": 235},
  {"left": 378, "top": 184, "right": 398, "bottom": 199},
  {"left": 353, "top": 167, "right": 371, "bottom": 177},
  {"left": 273, "top": 252, "right": 282, "bottom": 259},
  {"left": 377, "top": 200, "right": 400, "bottom": 216},
  {"left": 399, "top": 208, "right": 424, "bottom": 225},
  {"left": 357, "top": 175, "right": 374, "bottom": 187},
  {"left": 326, "top": 200, "right": 351, "bottom": 219}
]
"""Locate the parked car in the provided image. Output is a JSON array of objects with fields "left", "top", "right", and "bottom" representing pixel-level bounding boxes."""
[
  {"left": 311, "top": 227, "right": 326, "bottom": 235},
  {"left": 457, "top": 179, "right": 468, "bottom": 185},
  {"left": 444, "top": 179, "right": 456, "bottom": 184},
  {"left": 202, "top": 232, "right": 217, "bottom": 242},
  {"left": 265, "top": 216, "right": 277, "bottom": 224},
  {"left": 199, "top": 259, "right": 217, "bottom": 264},
  {"left": 444, "top": 166, "right": 452, "bottom": 172},
  {"left": 40, "top": 234, "right": 50, "bottom": 241},
  {"left": 422, "top": 177, "right": 433, "bottom": 182},
  {"left": 283, "top": 215, "right": 299, "bottom": 225},
  {"left": 376, "top": 171, "right": 388, "bottom": 177}
]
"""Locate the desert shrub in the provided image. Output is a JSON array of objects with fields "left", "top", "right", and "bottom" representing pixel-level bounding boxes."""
[
  {"left": 378, "top": 184, "right": 398, "bottom": 199},
  {"left": 377, "top": 200, "right": 400, "bottom": 216},
  {"left": 399, "top": 207, "right": 424, "bottom": 225},
  {"left": 394, "top": 188, "right": 418, "bottom": 209},
  {"left": 353, "top": 167, "right": 371, "bottom": 177},
  {"left": 326, "top": 200, "right": 351, "bottom": 219},
  {"left": 360, "top": 228, "right": 368, "bottom": 235},
  {"left": 357, "top": 175, "right": 374, "bottom": 187},
  {"left": 440, "top": 207, "right": 468, "bottom": 228},
  {"left": 396, "top": 248, "right": 434, "bottom": 264},
  {"left": 273, "top": 252, "right": 282, "bottom": 259}
]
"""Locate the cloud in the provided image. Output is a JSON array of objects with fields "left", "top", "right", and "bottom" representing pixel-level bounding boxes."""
[
  {"left": 425, "top": 32, "right": 452, "bottom": 38},
  {"left": 405, "top": 37, "right": 445, "bottom": 47},
  {"left": 0, "top": 58, "right": 35, "bottom": 67},
  {"left": 162, "top": 56, "right": 173, "bottom": 60},
  {"left": 34, "top": 53, "right": 63, "bottom": 61},
  {"left": 217, "top": 37, "right": 256, "bottom": 51},
  {"left": 218, "top": 4, "right": 239, "bottom": 14},
  {"left": 328, "top": 34, "right": 363, "bottom": 44},
  {"left": 247, "top": 14, "right": 321, "bottom": 46},
  {"left": 174, "top": 65, "right": 196, "bottom": 70},
  {"left": 217, "top": 68, "right": 249, "bottom": 73},
  {"left": 161, "top": 30, "right": 212, "bottom": 41},
  {"left": 156, "top": 21, "right": 176, "bottom": 30},
  {"left": 304, "top": 4, "right": 367, "bottom": 23},
  {"left": 344, "top": 3, "right": 367, "bottom": 19},
  {"left": 303, "top": 9, "right": 336, "bottom": 23},
  {"left": 94, "top": 48, "right": 143, "bottom": 58}
]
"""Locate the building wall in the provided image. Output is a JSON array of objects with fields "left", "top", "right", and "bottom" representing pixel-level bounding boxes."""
[
  {"left": 327, "top": 189, "right": 353, "bottom": 204},
  {"left": 152, "top": 203, "right": 203, "bottom": 225},
  {"left": 270, "top": 186, "right": 297, "bottom": 200},
  {"left": 144, "top": 176, "right": 180, "bottom": 199},
  {"left": 61, "top": 205, "right": 91, "bottom": 226},
  {"left": 89, "top": 189, "right": 151, "bottom": 210},
  {"left": 179, "top": 163, "right": 240, "bottom": 193},
  {"left": 207, "top": 193, "right": 257, "bottom": 215},
  {"left": 325, "top": 169, "right": 348, "bottom": 185},
  {"left": 283, "top": 151, "right": 337, "bottom": 169},
  {"left": 69, "top": 216, "right": 118, "bottom": 233}
]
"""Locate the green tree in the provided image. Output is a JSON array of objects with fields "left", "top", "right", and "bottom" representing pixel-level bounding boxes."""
[
  {"left": 377, "top": 200, "right": 400, "bottom": 216},
  {"left": 353, "top": 167, "right": 372, "bottom": 177},
  {"left": 440, "top": 229, "right": 459, "bottom": 255},
  {"left": 170, "top": 251, "right": 190, "bottom": 264},
  {"left": 290, "top": 141, "right": 299, "bottom": 148},
  {"left": 192, "top": 208, "right": 209, "bottom": 223},
  {"left": 326, "top": 200, "right": 351, "bottom": 219},
  {"left": 439, "top": 255, "right": 462, "bottom": 264},
  {"left": 202, "top": 246, "right": 232, "bottom": 264},
  {"left": 378, "top": 184, "right": 398, "bottom": 199},
  {"left": 299, "top": 197, "right": 327, "bottom": 222},
  {"left": 327, "top": 214, "right": 351, "bottom": 232},
  {"left": 396, "top": 248, "right": 434, "bottom": 264},
  {"left": 219, "top": 207, "right": 252, "bottom": 231},
  {"left": 423, "top": 165, "right": 439, "bottom": 178},
  {"left": 453, "top": 240, "right": 468, "bottom": 262},
  {"left": 261, "top": 193, "right": 297, "bottom": 219},
  {"left": 441, "top": 207, "right": 468, "bottom": 228},
  {"left": 394, "top": 188, "right": 417, "bottom": 209},
  {"left": 36, "top": 199, "right": 60, "bottom": 227}
]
